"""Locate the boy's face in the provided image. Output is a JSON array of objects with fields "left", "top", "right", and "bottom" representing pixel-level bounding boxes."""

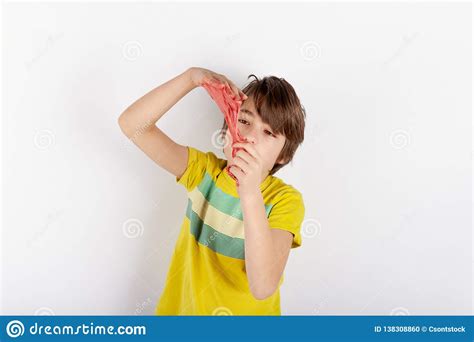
[{"left": 223, "top": 96, "right": 287, "bottom": 180}]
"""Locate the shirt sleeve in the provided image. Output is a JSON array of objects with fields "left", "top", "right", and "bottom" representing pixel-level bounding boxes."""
[
  {"left": 267, "top": 188, "right": 305, "bottom": 248},
  {"left": 176, "top": 146, "right": 209, "bottom": 192}
]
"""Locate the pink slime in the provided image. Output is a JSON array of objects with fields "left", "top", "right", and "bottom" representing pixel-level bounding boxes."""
[{"left": 202, "top": 78, "right": 247, "bottom": 186}]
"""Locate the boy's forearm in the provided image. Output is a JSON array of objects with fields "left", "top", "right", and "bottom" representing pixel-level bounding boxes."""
[
  {"left": 241, "top": 190, "right": 280, "bottom": 299},
  {"left": 118, "top": 68, "right": 197, "bottom": 135}
]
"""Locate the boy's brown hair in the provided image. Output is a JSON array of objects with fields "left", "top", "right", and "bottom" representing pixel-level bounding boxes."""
[{"left": 220, "top": 74, "right": 306, "bottom": 175}]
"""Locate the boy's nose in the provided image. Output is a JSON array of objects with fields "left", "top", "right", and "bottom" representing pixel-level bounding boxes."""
[
  {"left": 243, "top": 135, "right": 256, "bottom": 144},
  {"left": 242, "top": 130, "right": 258, "bottom": 144}
]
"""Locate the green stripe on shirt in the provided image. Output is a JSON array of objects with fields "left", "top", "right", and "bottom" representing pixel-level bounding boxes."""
[
  {"left": 197, "top": 173, "right": 273, "bottom": 220},
  {"left": 186, "top": 198, "right": 245, "bottom": 260}
]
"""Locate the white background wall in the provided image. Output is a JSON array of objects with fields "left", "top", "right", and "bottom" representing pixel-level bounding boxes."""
[{"left": 1, "top": 2, "right": 471, "bottom": 315}]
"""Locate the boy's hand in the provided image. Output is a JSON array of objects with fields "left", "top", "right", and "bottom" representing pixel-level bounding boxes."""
[
  {"left": 228, "top": 142, "right": 266, "bottom": 198},
  {"left": 188, "top": 67, "right": 247, "bottom": 101}
]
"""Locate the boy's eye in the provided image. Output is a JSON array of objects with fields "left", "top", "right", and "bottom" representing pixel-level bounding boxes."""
[
  {"left": 238, "top": 119, "right": 249, "bottom": 125},
  {"left": 265, "top": 130, "right": 276, "bottom": 137}
]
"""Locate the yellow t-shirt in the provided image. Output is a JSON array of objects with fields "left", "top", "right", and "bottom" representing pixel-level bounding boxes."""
[{"left": 155, "top": 146, "right": 305, "bottom": 315}]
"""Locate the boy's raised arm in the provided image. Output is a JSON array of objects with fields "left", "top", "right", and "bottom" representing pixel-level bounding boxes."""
[
  {"left": 118, "top": 67, "right": 246, "bottom": 179},
  {"left": 118, "top": 68, "right": 197, "bottom": 179}
]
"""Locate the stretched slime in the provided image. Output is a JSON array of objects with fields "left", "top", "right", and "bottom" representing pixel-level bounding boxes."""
[{"left": 202, "top": 79, "right": 248, "bottom": 185}]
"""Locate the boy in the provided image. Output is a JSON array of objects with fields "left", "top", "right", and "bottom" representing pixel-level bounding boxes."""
[{"left": 118, "top": 67, "right": 306, "bottom": 315}]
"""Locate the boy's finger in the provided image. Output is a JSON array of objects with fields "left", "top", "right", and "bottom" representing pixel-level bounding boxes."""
[
  {"left": 229, "top": 165, "right": 245, "bottom": 178},
  {"left": 232, "top": 158, "right": 249, "bottom": 173},
  {"left": 211, "top": 77, "right": 226, "bottom": 88},
  {"left": 238, "top": 91, "right": 247, "bottom": 100},
  {"left": 230, "top": 85, "right": 241, "bottom": 100},
  {"left": 232, "top": 145, "right": 251, "bottom": 156},
  {"left": 233, "top": 143, "right": 259, "bottom": 159},
  {"left": 235, "top": 149, "right": 256, "bottom": 163},
  {"left": 226, "top": 166, "right": 238, "bottom": 183},
  {"left": 227, "top": 79, "right": 244, "bottom": 100},
  {"left": 233, "top": 142, "right": 256, "bottom": 149},
  {"left": 232, "top": 141, "right": 255, "bottom": 152}
]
